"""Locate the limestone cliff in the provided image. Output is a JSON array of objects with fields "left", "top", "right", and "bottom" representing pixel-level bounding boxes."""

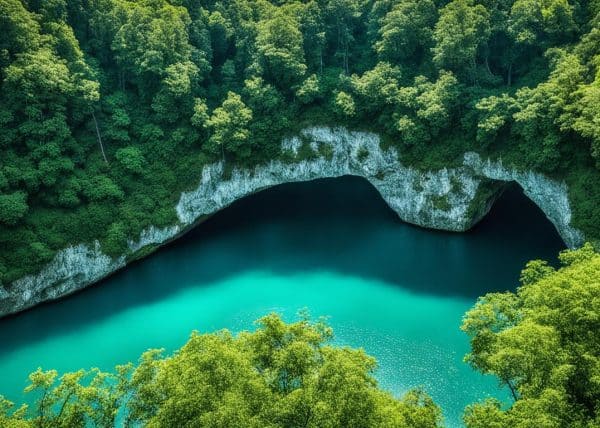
[{"left": 0, "top": 127, "right": 584, "bottom": 317}]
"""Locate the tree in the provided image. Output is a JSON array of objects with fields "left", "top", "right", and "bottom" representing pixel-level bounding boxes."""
[
  {"left": 187, "top": 9, "right": 213, "bottom": 80},
  {"left": 432, "top": 0, "right": 491, "bottom": 81},
  {"left": 81, "top": 175, "right": 124, "bottom": 202},
  {"left": 508, "top": 0, "right": 544, "bottom": 48},
  {"left": 256, "top": 11, "right": 307, "bottom": 90},
  {"left": 375, "top": 0, "right": 437, "bottom": 64},
  {"left": 3, "top": 47, "right": 76, "bottom": 153},
  {"left": 102, "top": 91, "right": 131, "bottom": 144},
  {"left": 540, "top": 0, "right": 577, "bottom": 45},
  {"left": 207, "top": 11, "right": 232, "bottom": 66},
  {"left": 462, "top": 244, "right": 600, "bottom": 427},
  {"left": 509, "top": 50, "right": 587, "bottom": 172},
  {"left": 0, "top": 191, "right": 28, "bottom": 225},
  {"left": 324, "top": 0, "right": 361, "bottom": 74},
  {"left": 1, "top": 314, "right": 442, "bottom": 427},
  {"left": 0, "top": 395, "right": 28, "bottom": 427},
  {"left": 390, "top": 72, "right": 461, "bottom": 146},
  {"left": 474, "top": 94, "right": 517, "bottom": 145},
  {"left": 569, "top": 81, "right": 600, "bottom": 167},
  {"left": 190, "top": 98, "right": 209, "bottom": 129},
  {"left": 243, "top": 76, "right": 289, "bottom": 153},
  {"left": 350, "top": 61, "right": 402, "bottom": 130},
  {"left": 412, "top": 72, "right": 461, "bottom": 135},
  {"left": 116, "top": 146, "right": 145, "bottom": 174},
  {"left": 205, "top": 91, "right": 253, "bottom": 161},
  {"left": 124, "top": 313, "right": 442, "bottom": 427},
  {"left": 112, "top": 0, "right": 193, "bottom": 96},
  {"left": 104, "top": 221, "right": 128, "bottom": 256},
  {"left": 333, "top": 90, "right": 356, "bottom": 117},
  {"left": 1, "top": 366, "right": 131, "bottom": 428},
  {"left": 296, "top": 74, "right": 322, "bottom": 104},
  {"left": 552, "top": 48, "right": 600, "bottom": 168},
  {"left": 352, "top": 61, "right": 402, "bottom": 112},
  {"left": 0, "top": 0, "right": 41, "bottom": 71},
  {"left": 299, "top": 1, "right": 326, "bottom": 73},
  {"left": 151, "top": 61, "right": 199, "bottom": 123}
]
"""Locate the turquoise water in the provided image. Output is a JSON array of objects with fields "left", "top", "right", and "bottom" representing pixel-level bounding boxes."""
[{"left": 0, "top": 177, "right": 564, "bottom": 426}]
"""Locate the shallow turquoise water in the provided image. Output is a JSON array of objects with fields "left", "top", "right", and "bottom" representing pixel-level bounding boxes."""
[{"left": 0, "top": 177, "right": 564, "bottom": 426}]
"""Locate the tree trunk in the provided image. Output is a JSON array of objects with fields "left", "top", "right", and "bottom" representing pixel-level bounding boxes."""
[
  {"left": 92, "top": 110, "right": 108, "bottom": 164},
  {"left": 344, "top": 44, "right": 349, "bottom": 74},
  {"left": 56, "top": 392, "right": 75, "bottom": 421},
  {"left": 507, "top": 380, "right": 519, "bottom": 402},
  {"left": 319, "top": 52, "right": 323, "bottom": 75},
  {"left": 507, "top": 62, "right": 512, "bottom": 87},
  {"left": 38, "top": 390, "right": 48, "bottom": 428},
  {"left": 485, "top": 56, "right": 492, "bottom": 75}
]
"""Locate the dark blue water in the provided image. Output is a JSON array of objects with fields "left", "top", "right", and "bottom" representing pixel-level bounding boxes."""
[{"left": 0, "top": 177, "right": 564, "bottom": 426}]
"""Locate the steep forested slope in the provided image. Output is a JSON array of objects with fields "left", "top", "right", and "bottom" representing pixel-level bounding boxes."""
[{"left": 1, "top": 0, "right": 600, "bottom": 283}]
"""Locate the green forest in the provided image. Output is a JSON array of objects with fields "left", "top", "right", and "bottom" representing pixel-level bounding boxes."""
[
  {"left": 2, "top": 0, "right": 600, "bottom": 426},
  {"left": 1, "top": 246, "right": 599, "bottom": 427},
  {"left": 1, "top": 0, "right": 600, "bottom": 284}
]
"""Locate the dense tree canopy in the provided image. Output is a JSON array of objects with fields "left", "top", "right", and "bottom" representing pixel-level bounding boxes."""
[
  {"left": 462, "top": 244, "right": 600, "bottom": 427},
  {"left": 0, "top": 0, "right": 599, "bottom": 297},
  {"left": 1, "top": 2, "right": 599, "bottom": 426},
  {"left": 0, "top": 314, "right": 442, "bottom": 427}
]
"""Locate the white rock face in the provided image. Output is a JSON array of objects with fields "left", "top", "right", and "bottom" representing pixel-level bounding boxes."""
[
  {"left": 1, "top": 242, "right": 126, "bottom": 316},
  {"left": 1, "top": 126, "right": 584, "bottom": 317},
  {"left": 128, "top": 225, "right": 181, "bottom": 253},
  {"left": 177, "top": 127, "right": 484, "bottom": 232},
  {"left": 464, "top": 152, "right": 584, "bottom": 248}
]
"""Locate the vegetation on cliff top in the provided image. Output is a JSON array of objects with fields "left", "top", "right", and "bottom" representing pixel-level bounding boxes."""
[{"left": 1, "top": 0, "right": 600, "bottom": 282}]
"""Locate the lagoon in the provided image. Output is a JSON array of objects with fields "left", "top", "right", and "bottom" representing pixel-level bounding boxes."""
[{"left": 0, "top": 177, "right": 564, "bottom": 426}]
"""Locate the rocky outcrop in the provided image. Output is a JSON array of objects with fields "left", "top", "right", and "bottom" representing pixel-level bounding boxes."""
[
  {"left": 464, "top": 152, "right": 584, "bottom": 248},
  {"left": 0, "top": 242, "right": 126, "bottom": 317},
  {"left": 128, "top": 225, "right": 181, "bottom": 253},
  {"left": 176, "top": 127, "right": 484, "bottom": 232},
  {"left": 1, "top": 126, "right": 584, "bottom": 317}
]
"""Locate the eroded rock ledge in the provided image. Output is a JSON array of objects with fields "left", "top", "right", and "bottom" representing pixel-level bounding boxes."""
[{"left": 0, "top": 127, "right": 584, "bottom": 317}]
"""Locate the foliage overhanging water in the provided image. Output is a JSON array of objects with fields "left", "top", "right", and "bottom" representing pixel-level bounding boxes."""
[{"left": 0, "top": 177, "right": 564, "bottom": 427}]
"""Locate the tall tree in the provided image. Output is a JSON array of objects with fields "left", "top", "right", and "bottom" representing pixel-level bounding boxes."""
[
  {"left": 324, "top": 0, "right": 361, "bottom": 73},
  {"left": 1, "top": 315, "right": 442, "bottom": 427},
  {"left": 256, "top": 11, "right": 307, "bottom": 90},
  {"left": 112, "top": 0, "right": 194, "bottom": 97},
  {"left": 205, "top": 91, "right": 253, "bottom": 161},
  {"left": 375, "top": 0, "right": 437, "bottom": 64},
  {"left": 299, "top": 1, "right": 326, "bottom": 73},
  {"left": 432, "top": 0, "right": 491, "bottom": 81}
]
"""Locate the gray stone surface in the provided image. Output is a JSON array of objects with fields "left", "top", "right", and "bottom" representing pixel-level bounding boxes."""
[{"left": 1, "top": 127, "right": 583, "bottom": 317}]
